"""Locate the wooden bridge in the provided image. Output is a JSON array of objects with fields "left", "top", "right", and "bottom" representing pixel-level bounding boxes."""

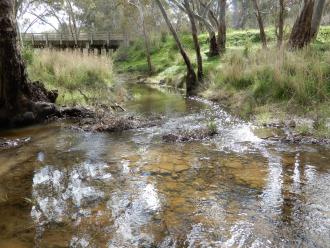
[{"left": 21, "top": 32, "right": 128, "bottom": 53}]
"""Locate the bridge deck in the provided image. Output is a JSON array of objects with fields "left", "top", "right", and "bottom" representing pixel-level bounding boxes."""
[{"left": 22, "top": 32, "right": 127, "bottom": 51}]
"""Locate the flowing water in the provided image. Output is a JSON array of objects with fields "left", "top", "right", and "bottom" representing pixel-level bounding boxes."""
[{"left": 0, "top": 84, "right": 329, "bottom": 248}]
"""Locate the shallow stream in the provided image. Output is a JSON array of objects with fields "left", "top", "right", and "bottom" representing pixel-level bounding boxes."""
[{"left": 0, "top": 84, "right": 329, "bottom": 247}]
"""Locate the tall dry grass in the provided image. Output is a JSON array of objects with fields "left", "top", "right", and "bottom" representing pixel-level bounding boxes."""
[
  {"left": 208, "top": 46, "right": 330, "bottom": 105},
  {"left": 26, "top": 49, "right": 114, "bottom": 106}
]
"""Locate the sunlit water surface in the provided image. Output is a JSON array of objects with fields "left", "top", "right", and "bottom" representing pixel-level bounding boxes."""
[{"left": 0, "top": 84, "right": 329, "bottom": 248}]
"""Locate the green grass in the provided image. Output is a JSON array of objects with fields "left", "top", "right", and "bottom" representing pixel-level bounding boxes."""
[
  {"left": 116, "top": 27, "right": 330, "bottom": 105},
  {"left": 115, "top": 26, "right": 330, "bottom": 138},
  {"left": 24, "top": 49, "right": 118, "bottom": 106},
  {"left": 114, "top": 28, "right": 284, "bottom": 74}
]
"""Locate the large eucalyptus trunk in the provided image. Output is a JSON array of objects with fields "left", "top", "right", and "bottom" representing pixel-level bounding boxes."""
[
  {"left": 289, "top": 0, "right": 315, "bottom": 49},
  {"left": 252, "top": 0, "right": 267, "bottom": 48},
  {"left": 155, "top": 0, "right": 198, "bottom": 96},
  {"left": 310, "top": 0, "right": 326, "bottom": 39},
  {"left": 0, "top": 0, "right": 58, "bottom": 127},
  {"left": 0, "top": 0, "right": 28, "bottom": 113},
  {"left": 218, "top": 0, "right": 226, "bottom": 54}
]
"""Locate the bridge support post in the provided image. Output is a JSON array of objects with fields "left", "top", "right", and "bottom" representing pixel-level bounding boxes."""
[
  {"left": 45, "top": 33, "right": 49, "bottom": 48},
  {"left": 31, "top": 34, "right": 35, "bottom": 47},
  {"left": 60, "top": 33, "right": 63, "bottom": 48},
  {"left": 86, "top": 42, "right": 92, "bottom": 55}
]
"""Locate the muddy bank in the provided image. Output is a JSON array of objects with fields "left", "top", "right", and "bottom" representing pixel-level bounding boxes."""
[
  {"left": 72, "top": 114, "right": 163, "bottom": 132},
  {"left": 163, "top": 128, "right": 217, "bottom": 142}
]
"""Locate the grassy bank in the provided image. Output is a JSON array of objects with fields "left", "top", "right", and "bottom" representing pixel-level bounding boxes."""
[
  {"left": 24, "top": 49, "right": 122, "bottom": 106},
  {"left": 115, "top": 27, "right": 330, "bottom": 138}
]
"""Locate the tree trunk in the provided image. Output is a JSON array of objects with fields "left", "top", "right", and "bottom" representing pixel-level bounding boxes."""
[
  {"left": 252, "top": 0, "right": 267, "bottom": 48},
  {"left": 185, "top": 0, "right": 203, "bottom": 82},
  {"left": 139, "top": 3, "right": 153, "bottom": 75},
  {"left": 218, "top": 0, "right": 226, "bottom": 54},
  {"left": 0, "top": 0, "right": 58, "bottom": 127},
  {"left": 141, "top": 17, "right": 153, "bottom": 75},
  {"left": 289, "top": 0, "right": 315, "bottom": 49},
  {"left": 277, "top": 0, "right": 285, "bottom": 47},
  {"left": 0, "top": 0, "right": 28, "bottom": 112},
  {"left": 208, "top": 31, "right": 219, "bottom": 57},
  {"left": 237, "top": 0, "right": 249, "bottom": 29},
  {"left": 232, "top": 0, "right": 239, "bottom": 29},
  {"left": 310, "top": 0, "right": 326, "bottom": 39},
  {"left": 155, "top": 0, "right": 198, "bottom": 96},
  {"left": 66, "top": 0, "right": 79, "bottom": 47}
]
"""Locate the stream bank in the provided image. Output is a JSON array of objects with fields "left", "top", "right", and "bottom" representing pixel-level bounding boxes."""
[{"left": 132, "top": 75, "right": 330, "bottom": 145}]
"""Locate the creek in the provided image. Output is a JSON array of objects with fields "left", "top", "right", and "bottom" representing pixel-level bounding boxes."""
[{"left": 0, "top": 83, "right": 329, "bottom": 247}]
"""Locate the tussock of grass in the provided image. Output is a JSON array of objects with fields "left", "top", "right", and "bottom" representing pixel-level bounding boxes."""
[
  {"left": 26, "top": 49, "right": 115, "bottom": 106},
  {"left": 209, "top": 47, "right": 330, "bottom": 105}
]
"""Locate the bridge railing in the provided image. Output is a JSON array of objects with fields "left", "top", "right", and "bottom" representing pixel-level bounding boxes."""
[{"left": 22, "top": 32, "right": 125, "bottom": 42}]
